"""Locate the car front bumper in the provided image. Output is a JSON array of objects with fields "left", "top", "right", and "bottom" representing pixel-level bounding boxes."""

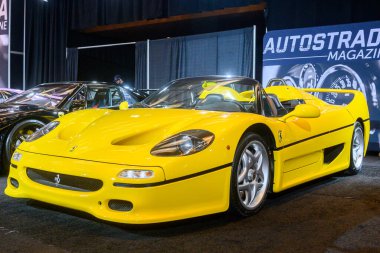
[{"left": 5, "top": 150, "right": 231, "bottom": 224}]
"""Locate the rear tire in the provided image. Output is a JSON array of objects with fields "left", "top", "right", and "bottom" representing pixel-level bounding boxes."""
[
  {"left": 2, "top": 119, "right": 45, "bottom": 174},
  {"left": 230, "top": 133, "right": 272, "bottom": 216},
  {"left": 346, "top": 122, "right": 364, "bottom": 175}
]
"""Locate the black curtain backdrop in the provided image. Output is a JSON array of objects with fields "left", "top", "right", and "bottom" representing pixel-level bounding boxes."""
[
  {"left": 266, "top": 0, "right": 380, "bottom": 30},
  {"left": 134, "top": 41, "right": 147, "bottom": 90},
  {"left": 25, "top": 0, "right": 261, "bottom": 87},
  {"left": 77, "top": 44, "right": 135, "bottom": 85},
  {"left": 25, "top": 0, "right": 70, "bottom": 88},
  {"left": 70, "top": 0, "right": 165, "bottom": 30},
  {"left": 66, "top": 48, "right": 78, "bottom": 81},
  {"left": 136, "top": 28, "right": 254, "bottom": 89}
]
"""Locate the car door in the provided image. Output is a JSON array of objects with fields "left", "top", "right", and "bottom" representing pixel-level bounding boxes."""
[
  {"left": 62, "top": 86, "right": 87, "bottom": 112},
  {"left": 264, "top": 93, "right": 353, "bottom": 190}
]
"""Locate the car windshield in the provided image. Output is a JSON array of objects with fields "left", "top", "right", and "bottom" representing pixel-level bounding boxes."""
[
  {"left": 141, "top": 77, "right": 258, "bottom": 113},
  {"left": 6, "top": 84, "right": 78, "bottom": 108}
]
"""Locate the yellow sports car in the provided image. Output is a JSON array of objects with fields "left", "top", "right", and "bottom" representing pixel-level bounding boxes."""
[{"left": 5, "top": 76, "right": 369, "bottom": 224}]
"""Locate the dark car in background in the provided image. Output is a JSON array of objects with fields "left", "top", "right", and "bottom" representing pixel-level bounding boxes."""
[
  {"left": 0, "top": 81, "right": 146, "bottom": 173},
  {"left": 0, "top": 88, "right": 23, "bottom": 103}
]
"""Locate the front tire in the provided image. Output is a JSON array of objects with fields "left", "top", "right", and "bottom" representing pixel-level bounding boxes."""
[
  {"left": 346, "top": 122, "right": 365, "bottom": 175},
  {"left": 230, "top": 133, "right": 272, "bottom": 216},
  {"left": 3, "top": 119, "right": 45, "bottom": 173}
]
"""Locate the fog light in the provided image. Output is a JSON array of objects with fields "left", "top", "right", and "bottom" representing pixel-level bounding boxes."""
[
  {"left": 118, "top": 169, "right": 154, "bottom": 179},
  {"left": 12, "top": 152, "right": 22, "bottom": 162},
  {"left": 108, "top": 200, "right": 133, "bottom": 211}
]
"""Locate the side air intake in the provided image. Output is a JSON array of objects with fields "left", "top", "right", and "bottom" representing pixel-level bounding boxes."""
[{"left": 324, "top": 143, "right": 344, "bottom": 164}]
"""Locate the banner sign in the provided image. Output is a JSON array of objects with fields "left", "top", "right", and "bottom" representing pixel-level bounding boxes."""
[
  {"left": 0, "top": 0, "right": 8, "bottom": 88},
  {"left": 263, "top": 21, "right": 380, "bottom": 151}
]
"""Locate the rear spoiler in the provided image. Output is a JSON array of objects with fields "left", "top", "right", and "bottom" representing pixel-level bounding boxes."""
[
  {"left": 302, "top": 88, "right": 363, "bottom": 95},
  {"left": 302, "top": 88, "right": 369, "bottom": 122},
  {"left": 302, "top": 88, "right": 363, "bottom": 105}
]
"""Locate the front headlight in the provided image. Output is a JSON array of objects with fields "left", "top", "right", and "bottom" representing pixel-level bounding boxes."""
[
  {"left": 25, "top": 121, "right": 60, "bottom": 142},
  {"left": 151, "top": 130, "right": 214, "bottom": 156}
]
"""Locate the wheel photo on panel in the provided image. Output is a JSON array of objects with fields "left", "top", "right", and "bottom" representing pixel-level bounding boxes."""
[
  {"left": 3, "top": 119, "right": 46, "bottom": 172},
  {"left": 230, "top": 133, "right": 272, "bottom": 216},
  {"left": 316, "top": 64, "right": 367, "bottom": 105}
]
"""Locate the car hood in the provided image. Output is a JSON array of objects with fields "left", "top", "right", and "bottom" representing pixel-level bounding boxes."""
[{"left": 20, "top": 108, "right": 257, "bottom": 165}]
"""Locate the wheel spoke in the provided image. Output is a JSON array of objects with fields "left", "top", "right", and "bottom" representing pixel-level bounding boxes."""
[
  {"left": 256, "top": 167, "right": 265, "bottom": 181},
  {"left": 256, "top": 180, "right": 263, "bottom": 190},
  {"left": 247, "top": 184, "right": 257, "bottom": 206},
  {"left": 238, "top": 153, "right": 249, "bottom": 183},
  {"left": 356, "top": 148, "right": 362, "bottom": 156},
  {"left": 252, "top": 147, "right": 263, "bottom": 171},
  {"left": 245, "top": 149, "right": 255, "bottom": 169},
  {"left": 354, "top": 136, "right": 359, "bottom": 146},
  {"left": 255, "top": 157, "right": 264, "bottom": 179},
  {"left": 253, "top": 147, "right": 261, "bottom": 162},
  {"left": 238, "top": 182, "right": 250, "bottom": 192},
  {"left": 256, "top": 172, "right": 264, "bottom": 185}
]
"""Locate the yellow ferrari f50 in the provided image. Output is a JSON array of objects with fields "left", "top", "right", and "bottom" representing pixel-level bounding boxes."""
[{"left": 5, "top": 76, "right": 369, "bottom": 224}]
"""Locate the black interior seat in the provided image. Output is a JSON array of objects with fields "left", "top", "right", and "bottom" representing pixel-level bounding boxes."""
[
  {"left": 267, "top": 93, "right": 288, "bottom": 117},
  {"left": 91, "top": 89, "right": 109, "bottom": 108}
]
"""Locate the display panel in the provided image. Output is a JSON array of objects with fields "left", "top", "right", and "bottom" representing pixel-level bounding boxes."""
[
  {"left": 0, "top": 0, "right": 8, "bottom": 88},
  {"left": 263, "top": 21, "right": 380, "bottom": 151}
]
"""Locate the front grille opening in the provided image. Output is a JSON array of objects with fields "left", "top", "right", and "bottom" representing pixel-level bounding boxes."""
[
  {"left": 10, "top": 177, "right": 19, "bottom": 188},
  {"left": 108, "top": 200, "right": 133, "bottom": 212},
  {"left": 26, "top": 168, "right": 103, "bottom": 192}
]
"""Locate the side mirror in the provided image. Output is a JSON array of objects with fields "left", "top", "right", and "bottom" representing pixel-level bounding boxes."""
[
  {"left": 280, "top": 104, "right": 320, "bottom": 122},
  {"left": 69, "top": 100, "right": 85, "bottom": 112},
  {"left": 119, "top": 101, "right": 129, "bottom": 110}
]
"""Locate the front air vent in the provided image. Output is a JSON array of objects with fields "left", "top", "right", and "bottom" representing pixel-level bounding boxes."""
[
  {"left": 27, "top": 168, "right": 103, "bottom": 192},
  {"left": 10, "top": 177, "right": 19, "bottom": 188}
]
